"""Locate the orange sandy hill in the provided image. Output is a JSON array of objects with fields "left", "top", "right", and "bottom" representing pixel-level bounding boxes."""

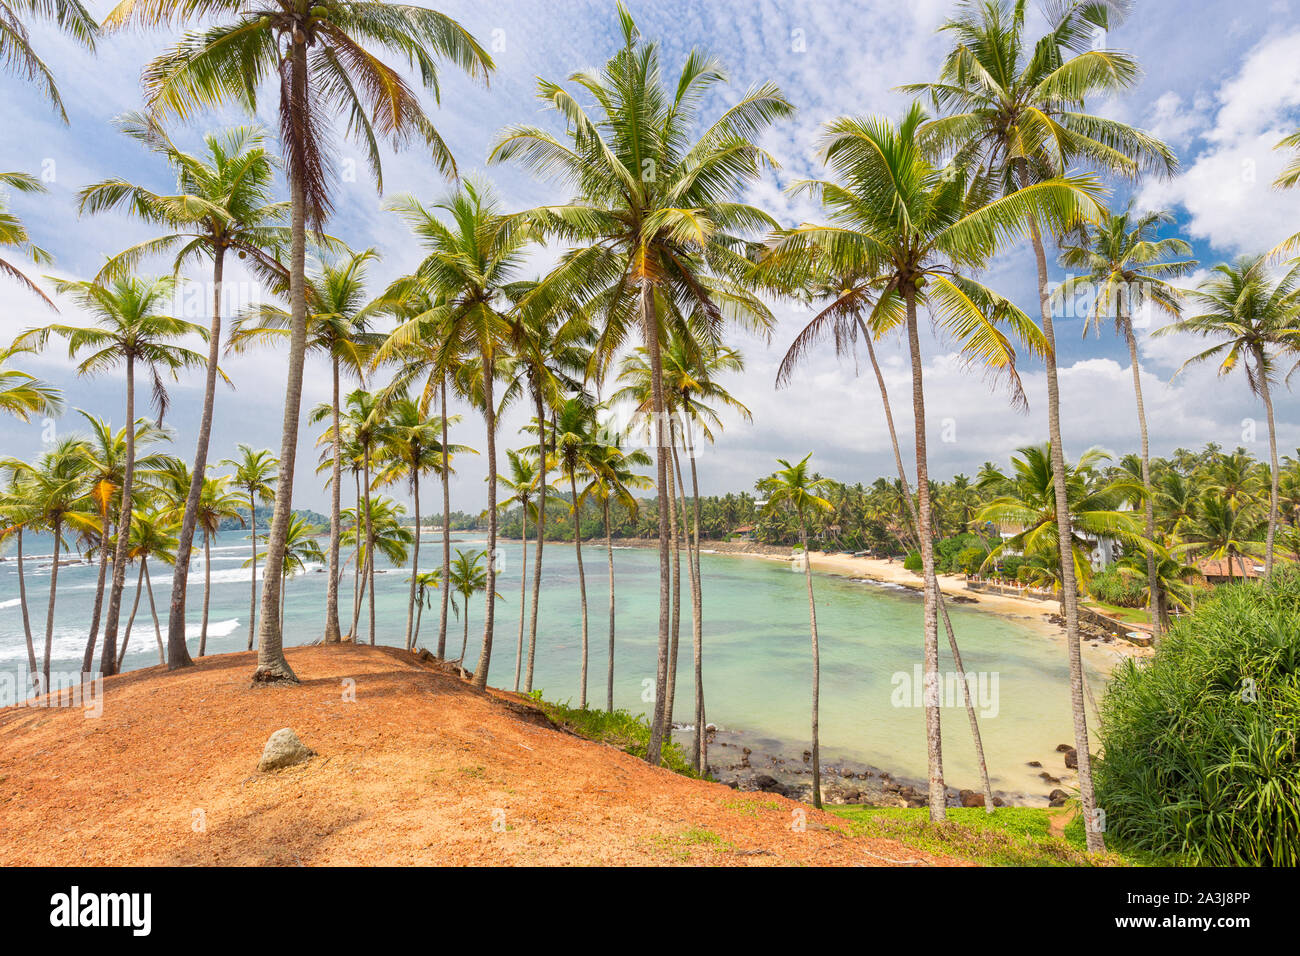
[{"left": 0, "top": 644, "right": 962, "bottom": 866}]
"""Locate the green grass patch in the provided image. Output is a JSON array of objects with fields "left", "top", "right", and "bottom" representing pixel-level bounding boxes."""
[
  {"left": 827, "top": 805, "right": 1147, "bottom": 867},
  {"left": 529, "top": 692, "right": 700, "bottom": 778},
  {"left": 1084, "top": 600, "right": 1151, "bottom": 625}
]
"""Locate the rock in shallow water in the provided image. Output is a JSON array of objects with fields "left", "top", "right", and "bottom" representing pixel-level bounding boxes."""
[{"left": 258, "top": 728, "right": 316, "bottom": 772}]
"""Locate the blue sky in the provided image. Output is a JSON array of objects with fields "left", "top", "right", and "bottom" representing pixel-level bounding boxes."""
[{"left": 2, "top": 0, "right": 1299, "bottom": 514}]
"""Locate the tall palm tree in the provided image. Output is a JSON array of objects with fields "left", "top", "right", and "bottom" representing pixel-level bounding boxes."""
[
  {"left": 0, "top": 470, "right": 42, "bottom": 693},
  {"left": 614, "top": 334, "right": 748, "bottom": 769},
  {"left": 383, "top": 180, "right": 526, "bottom": 688},
  {"left": 271, "top": 513, "right": 326, "bottom": 632},
  {"left": 1, "top": 0, "right": 97, "bottom": 120},
  {"left": 80, "top": 115, "right": 289, "bottom": 668},
  {"left": 231, "top": 248, "right": 385, "bottom": 644},
  {"left": 116, "top": 506, "right": 178, "bottom": 668},
  {"left": 584, "top": 437, "right": 652, "bottom": 714},
  {"left": 3, "top": 436, "right": 93, "bottom": 694},
  {"left": 219, "top": 445, "right": 278, "bottom": 649},
  {"left": 759, "top": 454, "right": 832, "bottom": 810},
  {"left": 909, "top": 0, "right": 1176, "bottom": 850},
  {"left": 548, "top": 396, "right": 601, "bottom": 708},
  {"left": 329, "top": 388, "right": 388, "bottom": 645},
  {"left": 15, "top": 275, "right": 208, "bottom": 675},
  {"left": 1156, "top": 256, "right": 1300, "bottom": 577},
  {"left": 491, "top": 3, "right": 791, "bottom": 761},
  {"left": 371, "top": 286, "right": 464, "bottom": 660},
  {"left": 771, "top": 264, "right": 996, "bottom": 811},
  {"left": 497, "top": 447, "right": 541, "bottom": 692},
  {"left": 1058, "top": 207, "right": 1195, "bottom": 636},
  {"left": 0, "top": 342, "right": 61, "bottom": 420},
  {"left": 503, "top": 291, "right": 592, "bottom": 694},
  {"left": 374, "top": 396, "right": 463, "bottom": 651},
  {"left": 445, "top": 548, "right": 493, "bottom": 675},
  {"left": 110, "top": 0, "right": 494, "bottom": 683},
  {"left": 763, "top": 103, "right": 1097, "bottom": 821},
  {"left": 74, "top": 412, "right": 171, "bottom": 673},
  {"left": 193, "top": 475, "right": 244, "bottom": 656}
]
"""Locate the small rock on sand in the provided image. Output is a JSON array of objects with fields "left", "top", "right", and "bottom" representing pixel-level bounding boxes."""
[{"left": 258, "top": 728, "right": 315, "bottom": 772}]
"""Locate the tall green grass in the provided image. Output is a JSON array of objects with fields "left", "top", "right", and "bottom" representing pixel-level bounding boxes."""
[{"left": 1095, "top": 569, "right": 1300, "bottom": 865}]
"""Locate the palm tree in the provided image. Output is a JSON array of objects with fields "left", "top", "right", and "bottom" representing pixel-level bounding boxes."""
[
  {"left": 0, "top": 343, "right": 61, "bottom": 420},
  {"left": 1181, "top": 492, "right": 1265, "bottom": 583},
  {"left": 218, "top": 445, "right": 278, "bottom": 649},
  {"left": 445, "top": 548, "right": 493, "bottom": 676},
  {"left": 409, "top": 569, "right": 441, "bottom": 648},
  {"left": 15, "top": 275, "right": 208, "bottom": 675},
  {"left": 759, "top": 454, "right": 832, "bottom": 810},
  {"left": 4, "top": 436, "right": 92, "bottom": 694},
  {"left": 80, "top": 115, "right": 289, "bottom": 668},
  {"left": 613, "top": 334, "right": 747, "bottom": 770},
  {"left": 584, "top": 437, "right": 652, "bottom": 714},
  {"left": 74, "top": 412, "right": 172, "bottom": 673},
  {"left": 497, "top": 448, "right": 541, "bottom": 692},
  {"left": 763, "top": 103, "right": 1097, "bottom": 821},
  {"left": 332, "top": 388, "right": 388, "bottom": 645},
  {"left": 231, "top": 248, "right": 386, "bottom": 644},
  {"left": 547, "top": 396, "right": 602, "bottom": 707},
  {"left": 491, "top": 3, "right": 792, "bottom": 761},
  {"left": 276, "top": 513, "right": 326, "bottom": 633},
  {"left": 116, "top": 506, "right": 178, "bottom": 668},
  {"left": 192, "top": 475, "right": 244, "bottom": 656},
  {"left": 1156, "top": 256, "right": 1300, "bottom": 577},
  {"left": 976, "top": 444, "right": 1144, "bottom": 600},
  {"left": 1058, "top": 208, "right": 1195, "bottom": 636},
  {"left": 110, "top": 0, "right": 494, "bottom": 683},
  {"left": 374, "top": 397, "right": 463, "bottom": 651},
  {"left": 1, "top": 0, "right": 97, "bottom": 120},
  {"left": 0, "top": 470, "right": 42, "bottom": 694},
  {"left": 384, "top": 180, "right": 526, "bottom": 688},
  {"left": 371, "top": 286, "right": 464, "bottom": 660},
  {"left": 503, "top": 293, "right": 592, "bottom": 694},
  {"left": 909, "top": 0, "right": 1176, "bottom": 850}
]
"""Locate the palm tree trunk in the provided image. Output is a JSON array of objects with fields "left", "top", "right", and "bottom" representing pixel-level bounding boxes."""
[
  {"left": 460, "top": 607, "right": 470, "bottom": 665},
  {"left": 663, "top": 435, "right": 681, "bottom": 736},
  {"left": 80, "top": 507, "right": 112, "bottom": 672},
  {"left": 166, "top": 246, "right": 226, "bottom": 671},
  {"left": 42, "top": 515, "right": 62, "bottom": 697},
  {"left": 642, "top": 280, "right": 674, "bottom": 766},
  {"left": 1259, "top": 360, "right": 1281, "bottom": 577},
  {"left": 363, "top": 446, "right": 376, "bottom": 646},
  {"left": 858, "top": 317, "right": 994, "bottom": 812},
  {"left": 325, "top": 354, "right": 343, "bottom": 642},
  {"left": 474, "top": 365, "right": 498, "bottom": 689},
  {"left": 119, "top": 560, "right": 145, "bottom": 667},
  {"left": 198, "top": 531, "right": 211, "bottom": 657},
  {"left": 438, "top": 376, "right": 452, "bottom": 659},
  {"left": 404, "top": 470, "right": 421, "bottom": 651},
  {"left": 571, "top": 473, "right": 589, "bottom": 707},
  {"left": 1023, "top": 175, "right": 1102, "bottom": 851},
  {"left": 143, "top": 558, "right": 164, "bottom": 665},
  {"left": 246, "top": 492, "right": 258, "bottom": 650},
  {"left": 525, "top": 384, "right": 545, "bottom": 691},
  {"left": 799, "top": 520, "right": 822, "bottom": 810},
  {"left": 902, "top": 285, "right": 946, "bottom": 822},
  {"left": 16, "top": 529, "right": 38, "bottom": 696},
  {"left": 686, "top": 436, "right": 707, "bottom": 775},
  {"left": 672, "top": 441, "right": 700, "bottom": 771},
  {"left": 251, "top": 37, "right": 308, "bottom": 684},
  {"left": 514, "top": 498, "right": 527, "bottom": 691},
  {"left": 100, "top": 356, "right": 137, "bottom": 676},
  {"left": 604, "top": 498, "right": 615, "bottom": 713},
  {"left": 1123, "top": 317, "right": 1161, "bottom": 638},
  {"left": 351, "top": 470, "right": 361, "bottom": 637}
]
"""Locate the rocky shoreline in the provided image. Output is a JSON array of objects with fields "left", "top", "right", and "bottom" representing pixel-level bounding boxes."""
[{"left": 680, "top": 723, "right": 1080, "bottom": 810}]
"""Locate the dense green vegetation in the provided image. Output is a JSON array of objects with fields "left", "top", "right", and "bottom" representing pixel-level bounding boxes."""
[
  {"left": 1095, "top": 571, "right": 1300, "bottom": 865},
  {"left": 529, "top": 693, "right": 698, "bottom": 778}
]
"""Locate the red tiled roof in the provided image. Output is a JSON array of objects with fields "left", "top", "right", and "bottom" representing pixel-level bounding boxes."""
[{"left": 1197, "top": 557, "right": 1262, "bottom": 578}]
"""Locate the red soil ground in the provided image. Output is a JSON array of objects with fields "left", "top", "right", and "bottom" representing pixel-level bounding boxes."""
[{"left": 0, "top": 644, "right": 962, "bottom": 866}]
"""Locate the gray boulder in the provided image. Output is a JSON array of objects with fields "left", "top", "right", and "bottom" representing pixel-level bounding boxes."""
[{"left": 257, "top": 728, "right": 315, "bottom": 772}]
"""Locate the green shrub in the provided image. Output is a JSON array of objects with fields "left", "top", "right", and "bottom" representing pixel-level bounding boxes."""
[
  {"left": 529, "top": 693, "right": 699, "bottom": 778},
  {"left": 1095, "top": 570, "right": 1300, "bottom": 865},
  {"left": 997, "top": 554, "right": 1024, "bottom": 581},
  {"left": 956, "top": 545, "right": 990, "bottom": 576},
  {"left": 903, "top": 551, "right": 923, "bottom": 572},
  {"left": 1088, "top": 565, "right": 1146, "bottom": 608}
]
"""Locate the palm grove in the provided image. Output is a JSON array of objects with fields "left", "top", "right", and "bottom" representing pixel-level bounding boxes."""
[{"left": 2, "top": 0, "right": 1299, "bottom": 859}]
